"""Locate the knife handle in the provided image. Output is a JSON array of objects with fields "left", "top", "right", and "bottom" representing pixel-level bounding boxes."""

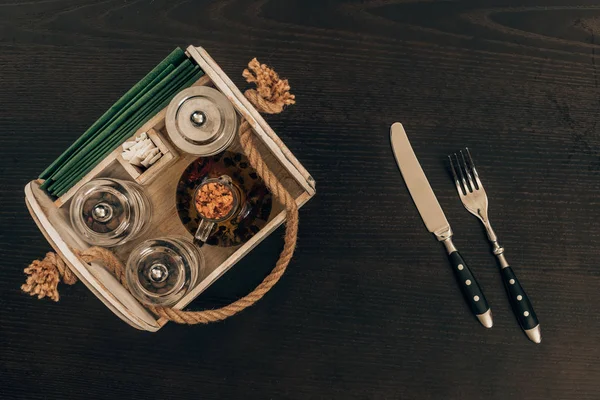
[
  {"left": 500, "top": 266, "right": 541, "bottom": 342},
  {"left": 448, "top": 251, "right": 493, "bottom": 328}
]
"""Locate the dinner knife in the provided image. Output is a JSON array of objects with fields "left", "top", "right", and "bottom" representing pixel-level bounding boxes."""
[{"left": 390, "top": 122, "right": 493, "bottom": 328}]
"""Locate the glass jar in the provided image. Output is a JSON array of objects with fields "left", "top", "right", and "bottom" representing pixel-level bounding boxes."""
[
  {"left": 70, "top": 178, "right": 151, "bottom": 247},
  {"left": 126, "top": 237, "right": 204, "bottom": 306}
]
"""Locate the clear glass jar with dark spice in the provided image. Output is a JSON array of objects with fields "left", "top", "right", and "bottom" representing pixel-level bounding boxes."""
[
  {"left": 126, "top": 237, "right": 205, "bottom": 306},
  {"left": 70, "top": 178, "right": 151, "bottom": 247}
]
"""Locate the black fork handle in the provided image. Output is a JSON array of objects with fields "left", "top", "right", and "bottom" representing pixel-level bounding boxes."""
[{"left": 499, "top": 265, "right": 541, "bottom": 343}]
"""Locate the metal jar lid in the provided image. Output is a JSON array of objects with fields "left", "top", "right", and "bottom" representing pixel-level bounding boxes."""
[{"left": 165, "top": 86, "right": 238, "bottom": 156}]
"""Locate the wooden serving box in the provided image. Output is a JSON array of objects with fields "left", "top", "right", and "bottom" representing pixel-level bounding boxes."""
[{"left": 24, "top": 46, "right": 316, "bottom": 331}]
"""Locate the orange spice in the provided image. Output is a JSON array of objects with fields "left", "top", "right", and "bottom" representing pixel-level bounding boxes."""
[{"left": 195, "top": 182, "right": 234, "bottom": 220}]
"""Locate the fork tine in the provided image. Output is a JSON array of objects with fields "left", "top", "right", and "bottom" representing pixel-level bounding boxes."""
[
  {"left": 460, "top": 150, "right": 476, "bottom": 192},
  {"left": 454, "top": 153, "right": 470, "bottom": 193},
  {"left": 465, "top": 148, "right": 482, "bottom": 189},
  {"left": 448, "top": 155, "right": 465, "bottom": 196}
]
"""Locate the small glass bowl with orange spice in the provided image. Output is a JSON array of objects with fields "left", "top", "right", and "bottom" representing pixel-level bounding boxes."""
[{"left": 193, "top": 175, "right": 242, "bottom": 243}]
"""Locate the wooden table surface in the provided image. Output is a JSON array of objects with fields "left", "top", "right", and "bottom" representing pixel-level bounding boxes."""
[{"left": 2, "top": 0, "right": 599, "bottom": 399}]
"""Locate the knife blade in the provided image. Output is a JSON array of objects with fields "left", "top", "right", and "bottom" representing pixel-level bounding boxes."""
[{"left": 390, "top": 122, "right": 493, "bottom": 328}]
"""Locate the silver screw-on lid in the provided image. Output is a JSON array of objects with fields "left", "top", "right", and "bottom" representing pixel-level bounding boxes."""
[{"left": 165, "top": 86, "right": 238, "bottom": 156}]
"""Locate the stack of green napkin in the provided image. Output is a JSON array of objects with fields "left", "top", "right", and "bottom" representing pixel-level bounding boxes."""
[{"left": 40, "top": 47, "right": 204, "bottom": 197}]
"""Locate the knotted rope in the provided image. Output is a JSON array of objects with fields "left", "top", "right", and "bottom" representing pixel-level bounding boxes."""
[
  {"left": 22, "top": 252, "right": 77, "bottom": 302},
  {"left": 22, "top": 58, "right": 299, "bottom": 324},
  {"left": 242, "top": 58, "right": 295, "bottom": 114}
]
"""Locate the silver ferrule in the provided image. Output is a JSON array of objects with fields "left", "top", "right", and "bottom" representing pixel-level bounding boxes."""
[
  {"left": 441, "top": 237, "right": 457, "bottom": 254},
  {"left": 496, "top": 253, "right": 509, "bottom": 269},
  {"left": 482, "top": 219, "right": 509, "bottom": 268},
  {"left": 435, "top": 226, "right": 456, "bottom": 254}
]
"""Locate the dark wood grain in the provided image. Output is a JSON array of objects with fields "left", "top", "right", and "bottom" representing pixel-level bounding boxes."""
[{"left": 1, "top": 0, "right": 600, "bottom": 398}]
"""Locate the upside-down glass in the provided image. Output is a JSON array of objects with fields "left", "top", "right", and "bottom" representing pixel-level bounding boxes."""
[
  {"left": 70, "top": 178, "right": 151, "bottom": 247},
  {"left": 126, "top": 237, "right": 205, "bottom": 306}
]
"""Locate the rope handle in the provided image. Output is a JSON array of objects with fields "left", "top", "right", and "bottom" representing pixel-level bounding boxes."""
[{"left": 22, "top": 58, "right": 299, "bottom": 325}]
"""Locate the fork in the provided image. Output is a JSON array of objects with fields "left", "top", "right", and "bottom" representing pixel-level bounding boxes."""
[{"left": 449, "top": 149, "right": 541, "bottom": 344}]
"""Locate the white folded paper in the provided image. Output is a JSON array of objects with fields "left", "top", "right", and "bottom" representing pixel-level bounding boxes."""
[{"left": 122, "top": 132, "right": 163, "bottom": 168}]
